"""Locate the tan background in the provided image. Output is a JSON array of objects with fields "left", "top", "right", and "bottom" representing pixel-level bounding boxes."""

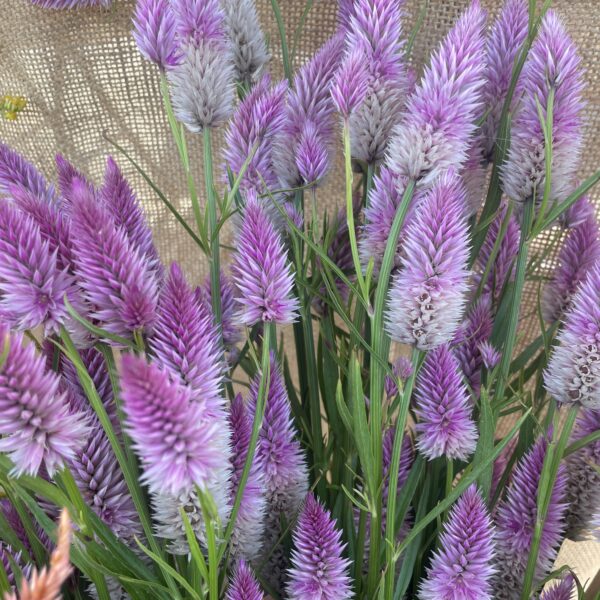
[{"left": 1, "top": 0, "right": 599, "bottom": 592}]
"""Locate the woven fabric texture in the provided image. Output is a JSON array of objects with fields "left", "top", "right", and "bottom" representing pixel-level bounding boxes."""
[{"left": 1, "top": 0, "right": 599, "bottom": 590}]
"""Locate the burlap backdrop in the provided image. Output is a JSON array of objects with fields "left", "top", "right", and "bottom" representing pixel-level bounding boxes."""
[{"left": 1, "top": 0, "right": 599, "bottom": 592}]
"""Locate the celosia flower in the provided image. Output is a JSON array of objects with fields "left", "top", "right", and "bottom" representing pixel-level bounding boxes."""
[
  {"left": 542, "top": 217, "right": 600, "bottom": 322},
  {"left": 384, "top": 356, "right": 413, "bottom": 399},
  {"left": 223, "top": 75, "right": 288, "bottom": 194},
  {"left": 492, "top": 436, "right": 568, "bottom": 598},
  {"left": 70, "top": 179, "right": 158, "bottom": 339},
  {"left": 539, "top": 575, "right": 574, "bottom": 600},
  {"left": 386, "top": 172, "right": 470, "bottom": 350},
  {"left": 0, "top": 202, "right": 72, "bottom": 334},
  {"left": 481, "top": 0, "right": 528, "bottom": 161},
  {"left": 226, "top": 559, "right": 264, "bottom": 600},
  {"left": 132, "top": 0, "right": 179, "bottom": 69},
  {"left": 452, "top": 297, "right": 494, "bottom": 394},
  {"left": 564, "top": 408, "right": 600, "bottom": 539},
  {"left": 100, "top": 157, "right": 162, "bottom": 273},
  {"left": 414, "top": 344, "right": 478, "bottom": 461},
  {"left": 501, "top": 11, "right": 585, "bottom": 209},
  {"left": 274, "top": 34, "right": 345, "bottom": 189},
  {"left": 561, "top": 194, "right": 595, "bottom": 229},
  {"left": 419, "top": 485, "right": 495, "bottom": 600},
  {"left": 0, "top": 144, "right": 55, "bottom": 203},
  {"left": 0, "top": 544, "right": 27, "bottom": 592},
  {"left": 296, "top": 121, "right": 330, "bottom": 186},
  {"left": 55, "top": 153, "right": 92, "bottom": 206},
  {"left": 119, "top": 354, "right": 230, "bottom": 497},
  {"left": 287, "top": 494, "right": 352, "bottom": 600},
  {"left": 479, "top": 340, "right": 501, "bottom": 371},
  {"left": 168, "top": 0, "right": 235, "bottom": 132},
  {"left": 30, "top": 0, "right": 110, "bottom": 7},
  {"left": 330, "top": 47, "right": 370, "bottom": 117},
  {"left": 201, "top": 271, "right": 243, "bottom": 349},
  {"left": 228, "top": 394, "right": 266, "bottom": 562},
  {"left": 345, "top": 0, "right": 409, "bottom": 164},
  {"left": 0, "top": 323, "right": 87, "bottom": 476},
  {"left": 222, "top": 0, "right": 269, "bottom": 86},
  {"left": 475, "top": 202, "right": 520, "bottom": 302},
  {"left": 386, "top": 0, "right": 486, "bottom": 187},
  {"left": 248, "top": 354, "right": 308, "bottom": 591},
  {"left": 545, "top": 263, "right": 600, "bottom": 409},
  {"left": 337, "top": 0, "right": 355, "bottom": 31},
  {"left": 231, "top": 190, "right": 299, "bottom": 326}
]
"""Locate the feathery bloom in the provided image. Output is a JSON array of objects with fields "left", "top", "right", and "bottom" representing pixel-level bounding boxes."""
[
  {"left": 274, "top": 34, "right": 345, "bottom": 189},
  {"left": 493, "top": 436, "right": 568, "bottom": 598},
  {"left": 201, "top": 271, "right": 243, "bottom": 349},
  {"left": 386, "top": 172, "right": 471, "bottom": 350},
  {"left": 452, "top": 297, "right": 494, "bottom": 394},
  {"left": 337, "top": 0, "right": 355, "bottom": 31},
  {"left": 287, "top": 494, "right": 352, "bottom": 600},
  {"left": 30, "top": 0, "right": 110, "bottom": 7},
  {"left": 386, "top": 0, "right": 486, "bottom": 188},
  {"left": 296, "top": 121, "right": 330, "bottom": 186},
  {"left": 345, "top": 0, "right": 409, "bottom": 164},
  {"left": 0, "top": 323, "right": 87, "bottom": 476},
  {"left": 0, "top": 202, "right": 72, "bottom": 334},
  {"left": 226, "top": 560, "right": 264, "bottom": 600},
  {"left": 475, "top": 202, "right": 520, "bottom": 303},
  {"left": 5, "top": 509, "right": 73, "bottom": 600},
  {"left": 223, "top": 75, "right": 288, "bottom": 194},
  {"left": 70, "top": 179, "right": 158, "bottom": 339},
  {"left": 331, "top": 47, "right": 370, "bottom": 117},
  {"left": 419, "top": 485, "right": 495, "bottom": 600},
  {"left": 545, "top": 263, "right": 600, "bottom": 408},
  {"left": 231, "top": 190, "right": 299, "bottom": 326},
  {"left": 222, "top": 0, "right": 269, "bottom": 86},
  {"left": 119, "top": 354, "right": 231, "bottom": 497},
  {"left": 249, "top": 354, "right": 308, "bottom": 591},
  {"left": 564, "top": 408, "right": 600, "bottom": 539},
  {"left": 384, "top": 355, "right": 413, "bottom": 399},
  {"left": 479, "top": 340, "right": 501, "bottom": 371},
  {"left": 561, "top": 194, "right": 595, "bottom": 229},
  {"left": 168, "top": 0, "right": 235, "bottom": 132},
  {"left": 228, "top": 394, "right": 266, "bottom": 561},
  {"left": 0, "top": 544, "right": 26, "bottom": 592},
  {"left": 100, "top": 157, "right": 162, "bottom": 273},
  {"left": 132, "top": 0, "right": 179, "bottom": 69},
  {"left": 542, "top": 217, "right": 600, "bottom": 322},
  {"left": 55, "top": 153, "right": 93, "bottom": 207},
  {"left": 481, "top": 0, "right": 528, "bottom": 161},
  {"left": 0, "top": 144, "right": 55, "bottom": 203},
  {"left": 501, "top": 11, "right": 585, "bottom": 209},
  {"left": 539, "top": 575, "right": 574, "bottom": 600},
  {"left": 414, "top": 344, "right": 478, "bottom": 460}
]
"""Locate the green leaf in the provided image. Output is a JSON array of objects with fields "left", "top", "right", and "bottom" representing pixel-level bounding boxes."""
[{"left": 473, "top": 388, "right": 495, "bottom": 501}]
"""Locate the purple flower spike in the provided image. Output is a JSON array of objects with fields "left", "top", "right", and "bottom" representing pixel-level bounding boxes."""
[
  {"left": 331, "top": 47, "right": 370, "bottom": 117},
  {"left": 151, "top": 263, "right": 225, "bottom": 419},
  {"left": 481, "top": 0, "right": 528, "bottom": 161},
  {"left": 55, "top": 154, "right": 92, "bottom": 207},
  {"left": 287, "top": 494, "right": 352, "bottom": 600},
  {"left": 0, "top": 144, "right": 55, "bottom": 203},
  {"left": 479, "top": 341, "right": 501, "bottom": 371},
  {"left": 31, "top": 0, "right": 110, "bottom": 8},
  {"left": 70, "top": 179, "right": 158, "bottom": 340},
  {"left": 201, "top": 271, "right": 243, "bottom": 349},
  {"left": 249, "top": 354, "right": 308, "bottom": 591},
  {"left": 386, "top": 172, "right": 470, "bottom": 350},
  {"left": 226, "top": 559, "right": 264, "bottom": 600},
  {"left": 168, "top": 0, "right": 235, "bottom": 132},
  {"left": 296, "top": 121, "right": 330, "bottom": 186},
  {"left": 540, "top": 575, "right": 574, "bottom": 600},
  {"left": 0, "top": 323, "right": 87, "bottom": 476},
  {"left": 231, "top": 190, "right": 299, "bottom": 326},
  {"left": 345, "top": 0, "right": 409, "bottom": 164},
  {"left": 228, "top": 394, "right": 266, "bottom": 561},
  {"left": 543, "top": 217, "right": 600, "bottom": 322},
  {"left": 414, "top": 345, "right": 478, "bottom": 461},
  {"left": 0, "top": 202, "right": 72, "bottom": 335},
  {"left": 419, "top": 485, "right": 495, "bottom": 600},
  {"left": 564, "top": 408, "right": 600, "bottom": 539},
  {"left": 493, "top": 436, "right": 568, "bottom": 597},
  {"left": 100, "top": 157, "right": 162, "bottom": 274},
  {"left": 387, "top": 0, "right": 486, "bottom": 187},
  {"left": 132, "top": 0, "right": 179, "bottom": 70},
  {"left": 561, "top": 194, "right": 595, "bottom": 229},
  {"left": 545, "top": 263, "right": 600, "bottom": 409},
  {"left": 384, "top": 355, "right": 413, "bottom": 399},
  {"left": 119, "top": 354, "right": 230, "bottom": 497},
  {"left": 224, "top": 75, "right": 287, "bottom": 195},
  {"left": 502, "top": 11, "right": 585, "bottom": 209}
]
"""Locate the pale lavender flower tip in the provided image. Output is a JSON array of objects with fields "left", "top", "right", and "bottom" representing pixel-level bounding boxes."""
[
  {"left": 30, "top": 0, "right": 110, "bottom": 8},
  {"left": 384, "top": 356, "right": 413, "bottom": 399},
  {"left": 539, "top": 575, "right": 575, "bottom": 600},
  {"left": 226, "top": 559, "right": 264, "bottom": 600},
  {"left": 0, "top": 144, "right": 55, "bottom": 203},
  {"left": 331, "top": 47, "right": 370, "bottom": 117},
  {"left": 287, "top": 494, "right": 352, "bottom": 600},
  {"left": 561, "top": 194, "right": 595, "bottom": 229},
  {"left": 132, "top": 0, "right": 179, "bottom": 69},
  {"left": 419, "top": 485, "right": 495, "bottom": 600},
  {"left": 414, "top": 344, "right": 478, "bottom": 461},
  {"left": 479, "top": 341, "right": 501, "bottom": 371},
  {"left": 296, "top": 121, "right": 330, "bottom": 186}
]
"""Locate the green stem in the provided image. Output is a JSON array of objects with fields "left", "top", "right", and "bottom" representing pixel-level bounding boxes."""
[
  {"left": 270, "top": 0, "right": 293, "bottom": 83},
  {"left": 203, "top": 127, "right": 222, "bottom": 332}
]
